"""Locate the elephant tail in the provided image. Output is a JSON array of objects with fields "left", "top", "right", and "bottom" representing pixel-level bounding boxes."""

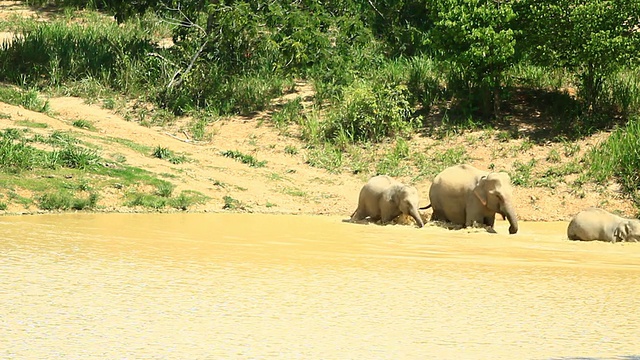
[{"left": 419, "top": 204, "right": 432, "bottom": 210}]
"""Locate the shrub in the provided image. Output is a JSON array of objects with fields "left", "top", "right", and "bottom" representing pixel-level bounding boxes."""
[{"left": 323, "top": 81, "right": 418, "bottom": 144}]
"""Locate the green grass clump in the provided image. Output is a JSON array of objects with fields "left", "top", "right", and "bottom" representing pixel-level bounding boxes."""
[
  {"left": 222, "top": 195, "right": 246, "bottom": 210},
  {"left": 171, "top": 190, "right": 208, "bottom": 210},
  {"left": 546, "top": 149, "right": 561, "bottom": 163},
  {"left": 125, "top": 184, "right": 207, "bottom": 210},
  {"left": 375, "top": 138, "right": 410, "bottom": 177},
  {"left": 221, "top": 150, "right": 266, "bottom": 167},
  {"left": 45, "top": 131, "right": 79, "bottom": 146},
  {"left": 155, "top": 182, "right": 174, "bottom": 197},
  {"left": 16, "top": 120, "right": 48, "bottom": 128},
  {"left": 511, "top": 159, "right": 537, "bottom": 187},
  {"left": 152, "top": 146, "right": 187, "bottom": 164},
  {"left": 284, "top": 145, "right": 298, "bottom": 155},
  {"left": 72, "top": 119, "right": 96, "bottom": 131},
  {"left": 0, "top": 125, "right": 210, "bottom": 212},
  {"left": 187, "top": 116, "right": 215, "bottom": 141},
  {"left": 126, "top": 192, "right": 168, "bottom": 209},
  {"left": 0, "top": 86, "right": 51, "bottom": 114},
  {"left": 152, "top": 146, "right": 172, "bottom": 159},
  {"left": 1, "top": 128, "right": 100, "bottom": 172},
  {"left": 38, "top": 191, "right": 98, "bottom": 210},
  {"left": 0, "top": 138, "right": 37, "bottom": 173},
  {"left": 304, "top": 145, "right": 343, "bottom": 174},
  {"left": 271, "top": 98, "right": 303, "bottom": 133},
  {"left": 607, "top": 67, "right": 640, "bottom": 117},
  {"left": 57, "top": 146, "right": 100, "bottom": 169}
]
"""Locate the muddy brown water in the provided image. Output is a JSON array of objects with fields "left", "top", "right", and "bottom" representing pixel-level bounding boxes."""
[{"left": 1, "top": 213, "right": 639, "bottom": 359}]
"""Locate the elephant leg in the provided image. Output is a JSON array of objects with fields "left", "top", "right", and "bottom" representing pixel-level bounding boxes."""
[
  {"left": 465, "top": 202, "right": 486, "bottom": 228},
  {"left": 431, "top": 209, "right": 446, "bottom": 222},
  {"left": 351, "top": 207, "right": 367, "bottom": 221},
  {"left": 484, "top": 215, "right": 496, "bottom": 228},
  {"left": 381, "top": 208, "right": 400, "bottom": 224}
]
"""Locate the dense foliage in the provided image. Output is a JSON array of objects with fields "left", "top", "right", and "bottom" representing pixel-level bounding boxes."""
[
  {"left": 515, "top": 0, "right": 640, "bottom": 113},
  {"left": 429, "top": 0, "right": 517, "bottom": 118}
]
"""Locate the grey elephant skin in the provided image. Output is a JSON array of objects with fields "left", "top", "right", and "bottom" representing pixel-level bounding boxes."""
[
  {"left": 426, "top": 164, "right": 518, "bottom": 234},
  {"left": 567, "top": 208, "right": 640, "bottom": 243},
  {"left": 350, "top": 175, "right": 424, "bottom": 228}
]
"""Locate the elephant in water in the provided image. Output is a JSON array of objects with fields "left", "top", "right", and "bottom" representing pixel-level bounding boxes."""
[
  {"left": 567, "top": 208, "right": 640, "bottom": 243},
  {"left": 425, "top": 164, "right": 518, "bottom": 234},
  {"left": 350, "top": 175, "right": 424, "bottom": 228}
]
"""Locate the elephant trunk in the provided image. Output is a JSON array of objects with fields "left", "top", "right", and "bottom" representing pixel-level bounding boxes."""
[
  {"left": 409, "top": 207, "right": 424, "bottom": 228},
  {"left": 502, "top": 203, "right": 518, "bottom": 234}
]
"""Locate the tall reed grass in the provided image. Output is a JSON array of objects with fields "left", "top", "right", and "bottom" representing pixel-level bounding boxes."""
[
  {"left": 0, "top": 19, "right": 154, "bottom": 93},
  {"left": 607, "top": 68, "right": 640, "bottom": 117},
  {"left": 586, "top": 117, "right": 640, "bottom": 198}
]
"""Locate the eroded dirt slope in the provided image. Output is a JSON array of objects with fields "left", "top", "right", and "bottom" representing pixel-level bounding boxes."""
[{"left": 1, "top": 91, "right": 635, "bottom": 222}]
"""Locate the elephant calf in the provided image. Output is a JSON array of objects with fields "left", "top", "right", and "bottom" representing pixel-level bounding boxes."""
[
  {"left": 567, "top": 208, "right": 640, "bottom": 243},
  {"left": 350, "top": 175, "right": 424, "bottom": 228}
]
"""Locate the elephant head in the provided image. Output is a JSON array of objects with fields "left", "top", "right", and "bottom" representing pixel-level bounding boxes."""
[
  {"left": 614, "top": 219, "right": 640, "bottom": 242},
  {"left": 473, "top": 172, "right": 518, "bottom": 234},
  {"left": 391, "top": 185, "right": 424, "bottom": 228}
]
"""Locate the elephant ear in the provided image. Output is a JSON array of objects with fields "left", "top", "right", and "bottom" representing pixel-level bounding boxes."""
[
  {"left": 613, "top": 222, "right": 630, "bottom": 242},
  {"left": 388, "top": 184, "right": 403, "bottom": 206},
  {"left": 473, "top": 176, "right": 489, "bottom": 207}
]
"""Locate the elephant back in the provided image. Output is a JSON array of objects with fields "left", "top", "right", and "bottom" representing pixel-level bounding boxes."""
[{"left": 432, "top": 164, "right": 487, "bottom": 191}]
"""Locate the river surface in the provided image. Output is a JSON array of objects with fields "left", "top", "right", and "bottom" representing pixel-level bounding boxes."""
[{"left": 1, "top": 213, "right": 640, "bottom": 359}]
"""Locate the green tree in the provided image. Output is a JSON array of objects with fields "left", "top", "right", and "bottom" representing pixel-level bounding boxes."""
[
  {"left": 367, "top": 0, "right": 434, "bottom": 56},
  {"left": 429, "top": 0, "right": 517, "bottom": 119},
  {"left": 515, "top": 0, "right": 640, "bottom": 113}
]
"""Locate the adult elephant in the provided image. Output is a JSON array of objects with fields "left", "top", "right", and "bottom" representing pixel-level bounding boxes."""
[
  {"left": 350, "top": 175, "right": 424, "bottom": 228},
  {"left": 567, "top": 208, "right": 640, "bottom": 242},
  {"left": 426, "top": 164, "right": 518, "bottom": 234}
]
